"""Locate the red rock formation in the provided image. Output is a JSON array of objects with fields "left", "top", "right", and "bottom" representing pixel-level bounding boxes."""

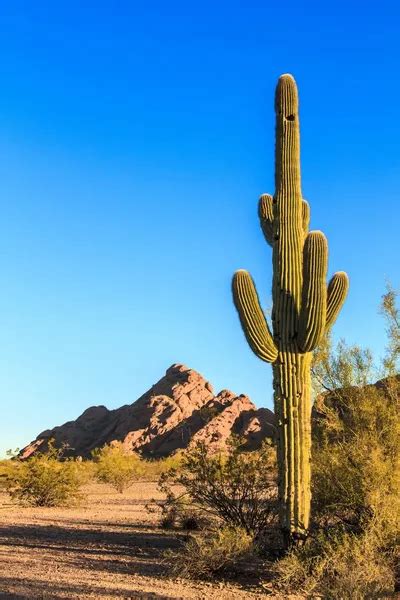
[{"left": 19, "top": 364, "right": 275, "bottom": 459}]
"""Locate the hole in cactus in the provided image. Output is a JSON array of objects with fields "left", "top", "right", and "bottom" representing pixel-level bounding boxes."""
[{"left": 286, "top": 114, "right": 295, "bottom": 121}]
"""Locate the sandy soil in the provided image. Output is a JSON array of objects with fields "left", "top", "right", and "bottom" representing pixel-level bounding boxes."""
[{"left": 0, "top": 482, "right": 292, "bottom": 600}]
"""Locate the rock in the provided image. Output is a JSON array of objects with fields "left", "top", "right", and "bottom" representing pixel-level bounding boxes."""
[{"left": 19, "top": 364, "right": 275, "bottom": 459}]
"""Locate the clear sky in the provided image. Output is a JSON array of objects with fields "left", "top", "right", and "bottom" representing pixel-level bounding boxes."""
[{"left": 0, "top": 1, "right": 399, "bottom": 455}]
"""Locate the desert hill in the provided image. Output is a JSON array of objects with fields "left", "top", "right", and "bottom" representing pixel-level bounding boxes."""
[{"left": 20, "top": 364, "right": 276, "bottom": 459}]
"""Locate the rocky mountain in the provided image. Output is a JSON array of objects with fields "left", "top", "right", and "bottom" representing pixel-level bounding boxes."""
[{"left": 20, "top": 364, "right": 276, "bottom": 459}]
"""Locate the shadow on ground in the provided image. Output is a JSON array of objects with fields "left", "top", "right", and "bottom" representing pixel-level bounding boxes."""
[
  {"left": 0, "top": 521, "right": 188, "bottom": 598},
  {"left": 0, "top": 576, "right": 176, "bottom": 599},
  {"left": 0, "top": 522, "right": 183, "bottom": 567}
]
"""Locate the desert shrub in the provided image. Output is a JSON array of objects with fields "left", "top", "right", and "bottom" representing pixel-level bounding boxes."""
[
  {"left": 92, "top": 442, "right": 145, "bottom": 493},
  {"left": 167, "top": 526, "right": 255, "bottom": 579},
  {"left": 274, "top": 528, "right": 396, "bottom": 599},
  {"left": 312, "top": 381, "right": 400, "bottom": 537},
  {"left": 75, "top": 457, "right": 97, "bottom": 482},
  {"left": 157, "top": 493, "right": 208, "bottom": 531},
  {"left": 312, "top": 333, "right": 376, "bottom": 396},
  {"left": 311, "top": 325, "right": 400, "bottom": 538},
  {"left": 156, "top": 438, "right": 278, "bottom": 536},
  {"left": 4, "top": 442, "right": 85, "bottom": 507},
  {"left": 307, "top": 382, "right": 400, "bottom": 596},
  {"left": 141, "top": 452, "right": 184, "bottom": 481},
  {"left": 381, "top": 283, "right": 400, "bottom": 375},
  {"left": 0, "top": 455, "right": 18, "bottom": 489}
]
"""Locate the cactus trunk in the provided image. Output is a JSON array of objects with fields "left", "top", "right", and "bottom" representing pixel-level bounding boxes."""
[
  {"left": 232, "top": 74, "right": 349, "bottom": 545},
  {"left": 273, "top": 351, "right": 312, "bottom": 537}
]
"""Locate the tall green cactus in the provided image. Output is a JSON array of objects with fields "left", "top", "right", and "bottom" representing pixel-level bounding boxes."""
[{"left": 232, "top": 74, "right": 349, "bottom": 543}]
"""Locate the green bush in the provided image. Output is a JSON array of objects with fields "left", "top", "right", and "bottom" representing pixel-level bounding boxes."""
[
  {"left": 92, "top": 441, "right": 145, "bottom": 493},
  {"left": 4, "top": 442, "right": 85, "bottom": 507},
  {"left": 156, "top": 438, "right": 278, "bottom": 536}
]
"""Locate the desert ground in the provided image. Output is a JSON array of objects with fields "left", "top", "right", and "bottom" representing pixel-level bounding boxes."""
[{"left": 0, "top": 482, "right": 293, "bottom": 600}]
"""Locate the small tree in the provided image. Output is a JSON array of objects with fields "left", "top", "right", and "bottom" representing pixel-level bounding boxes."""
[
  {"left": 93, "top": 442, "right": 144, "bottom": 493},
  {"left": 157, "top": 438, "right": 278, "bottom": 536},
  {"left": 5, "top": 442, "right": 85, "bottom": 507}
]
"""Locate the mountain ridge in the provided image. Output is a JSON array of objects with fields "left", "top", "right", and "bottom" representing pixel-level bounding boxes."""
[{"left": 20, "top": 363, "right": 276, "bottom": 459}]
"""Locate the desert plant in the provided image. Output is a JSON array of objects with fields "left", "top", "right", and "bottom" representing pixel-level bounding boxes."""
[
  {"left": 381, "top": 283, "right": 400, "bottom": 375},
  {"left": 274, "top": 528, "right": 396, "bottom": 598},
  {"left": 311, "top": 332, "right": 400, "bottom": 567},
  {"left": 0, "top": 453, "right": 19, "bottom": 489},
  {"left": 312, "top": 333, "right": 376, "bottom": 396},
  {"left": 92, "top": 441, "right": 145, "bottom": 493},
  {"left": 232, "top": 73, "right": 348, "bottom": 543},
  {"left": 4, "top": 442, "right": 85, "bottom": 507},
  {"left": 312, "top": 380, "right": 400, "bottom": 535},
  {"left": 158, "top": 496, "right": 206, "bottom": 531},
  {"left": 142, "top": 451, "right": 184, "bottom": 481},
  {"left": 166, "top": 526, "right": 255, "bottom": 579},
  {"left": 156, "top": 438, "right": 278, "bottom": 536}
]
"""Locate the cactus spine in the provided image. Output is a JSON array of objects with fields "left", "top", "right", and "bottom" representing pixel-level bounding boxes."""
[{"left": 232, "top": 74, "right": 349, "bottom": 542}]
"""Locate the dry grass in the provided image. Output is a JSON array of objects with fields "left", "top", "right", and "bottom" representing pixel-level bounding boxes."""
[{"left": 166, "top": 526, "right": 256, "bottom": 579}]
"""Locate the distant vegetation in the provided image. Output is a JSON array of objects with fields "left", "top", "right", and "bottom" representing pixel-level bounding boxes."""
[
  {"left": 0, "top": 439, "right": 184, "bottom": 506},
  {"left": 92, "top": 442, "right": 145, "bottom": 493},
  {"left": 1, "top": 442, "right": 87, "bottom": 507}
]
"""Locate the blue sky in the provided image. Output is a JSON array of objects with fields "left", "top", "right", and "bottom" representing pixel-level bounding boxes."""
[{"left": 0, "top": 2, "right": 399, "bottom": 455}]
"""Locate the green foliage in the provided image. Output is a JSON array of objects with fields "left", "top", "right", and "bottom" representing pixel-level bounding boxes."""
[
  {"left": 312, "top": 332, "right": 375, "bottom": 395},
  {"left": 92, "top": 442, "right": 145, "bottom": 493},
  {"left": 156, "top": 438, "right": 278, "bottom": 536},
  {"left": 166, "top": 526, "right": 255, "bottom": 579},
  {"left": 312, "top": 285, "right": 400, "bottom": 394},
  {"left": 4, "top": 442, "right": 85, "bottom": 507}
]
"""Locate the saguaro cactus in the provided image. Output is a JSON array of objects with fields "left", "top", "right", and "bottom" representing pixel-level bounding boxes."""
[{"left": 232, "top": 74, "right": 348, "bottom": 543}]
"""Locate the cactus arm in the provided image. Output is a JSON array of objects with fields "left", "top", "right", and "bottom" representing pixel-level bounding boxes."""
[
  {"left": 326, "top": 271, "right": 349, "bottom": 328},
  {"left": 232, "top": 270, "right": 278, "bottom": 363},
  {"left": 302, "top": 199, "right": 310, "bottom": 237},
  {"left": 259, "top": 194, "right": 274, "bottom": 245},
  {"left": 298, "top": 231, "right": 328, "bottom": 352}
]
